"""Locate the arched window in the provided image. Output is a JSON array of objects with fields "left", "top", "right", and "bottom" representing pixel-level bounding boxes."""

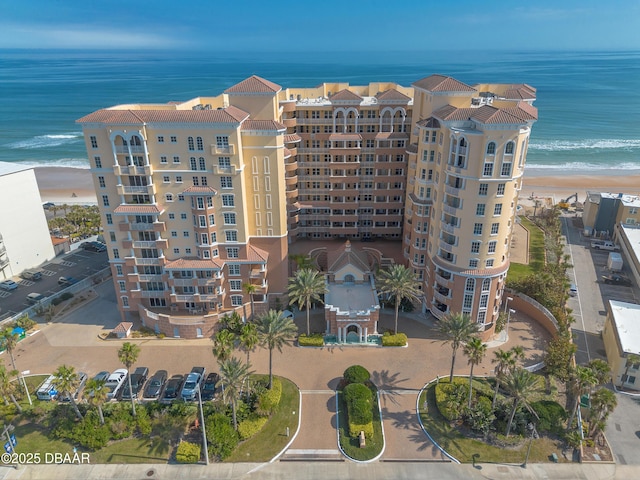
[
  {"left": 130, "top": 136, "right": 141, "bottom": 146},
  {"left": 482, "top": 278, "right": 491, "bottom": 292},
  {"left": 465, "top": 278, "right": 475, "bottom": 292},
  {"left": 196, "top": 137, "right": 203, "bottom": 151},
  {"left": 344, "top": 274, "right": 355, "bottom": 284},
  {"left": 190, "top": 157, "right": 197, "bottom": 170},
  {"left": 486, "top": 142, "right": 496, "bottom": 155},
  {"left": 505, "top": 141, "right": 515, "bottom": 155},
  {"left": 188, "top": 136, "right": 195, "bottom": 151}
]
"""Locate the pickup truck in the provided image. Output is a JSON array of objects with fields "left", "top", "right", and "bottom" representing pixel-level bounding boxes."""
[{"left": 590, "top": 240, "right": 620, "bottom": 251}]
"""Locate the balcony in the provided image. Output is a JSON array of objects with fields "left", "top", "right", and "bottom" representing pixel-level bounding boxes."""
[
  {"left": 172, "top": 278, "right": 197, "bottom": 287},
  {"left": 285, "top": 188, "right": 298, "bottom": 199},
  {"left": 117, "top": 184, "right": 154, "bottom": 196},
  {"left": 435, "top": 273, "right": 452, "bottom": 286},
  {"left": 439, "top": 240, "right": 455, "bottom": 253},
  {"left": 285, "top": 175, "right": 298, "bottom": 186},
  {"left": 125, "top": 256, "right": 166, "bottom": 267},
  {"left": 131, "top": 290, "right": 167, "bottom": 299},
  {"left": 197, "top": 277, "right": 221, "bottom": 287},
  {"left": 434, "top": 290, "right": 451, "bottom": 304},
  {"left": 250, "top": 268, "right": 267, "bottom": 279},
  {"left": 211, "top": 144, "right": 235, "bottom": 155},
  {"left": 443, "top": 204, "right": 458, "bottom": 216},
  {"left": 114, "top": 164, "right": 151, "bottom": 177},
  {"left": 445, "top": 185, "right": 462, "bottom": 196},
  {"left": 283, "top": 117, "right": 297, "bottom": 128},
  {"left": 441, "top": 223, "right": 457, "bottom": 235},
  {"left": 115, "top": 145, "right": 145, "bottom": 154}
]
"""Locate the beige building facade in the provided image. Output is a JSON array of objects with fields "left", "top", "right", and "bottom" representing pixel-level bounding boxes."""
[
  {"left": 78, "top": 74, "right": 536, "bottom": 339},
  {"left": 602, "top": 300, "right": 640, "bottom": 388}
]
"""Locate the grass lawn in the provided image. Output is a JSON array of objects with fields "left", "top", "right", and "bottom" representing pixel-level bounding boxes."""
[
  {"left": 224, "top": 375, "right": 300, "bottom": 462},
  {"left": 12, "top": 423, "right": 75, "bottom": 456},
  {"left": 508, "top": 216, "right": 546, "bottom": 283},
  {"left": 90, "top": 437, "right": 171, "bottom": 464},
  {"left": 336, "top": 387, "right": 384, "bottom": 461},
  {"left": 419, "top": 381, "right": 567, "bottom": 464}
]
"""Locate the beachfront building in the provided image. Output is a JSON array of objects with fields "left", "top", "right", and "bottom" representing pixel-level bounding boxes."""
[
  {"left": 602, "top": 300, "right": 640, "bottom": 389},
  {"left": 0, "top": 162, "right": 56, "bottom": 280},
  {"left": 78, "top": 74, "right": 537, "bottom": 339}
]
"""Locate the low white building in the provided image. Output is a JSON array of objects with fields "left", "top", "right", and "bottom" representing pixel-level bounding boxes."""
[
  {"left": 603, "top": 299, "right": 640, "bottom": 389},
  {"left": 0, "top": 162, "right": 56, "bottom": 279}
]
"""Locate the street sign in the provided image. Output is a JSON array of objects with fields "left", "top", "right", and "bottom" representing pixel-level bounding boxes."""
[
  {"left": 10, "top": 434, "right": 16, "bottom": 446},
  {"left": 4, "top": 442, "right": 12, "bottom": 454}
]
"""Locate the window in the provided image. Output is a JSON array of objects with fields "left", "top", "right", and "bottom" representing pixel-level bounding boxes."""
[
  {"left": 199, "top": 157, "right": 206, "bottom": 170},
  {"left": 173, "top": 156, "right": 180, "bottom": 164},
  {"left": 231, "top": 295, "right": 243, "bottom": 306},
  {"left": 173, "top": 248, "right": 180, "bottom": 254},
  {"left": 118, "top": 281, "right": 126, "bottom": 292},
  {"left": 497, "top": 183, "right": 506, "bottom": 196},
  {"left": 216, "top": 136, "right": 229, "bottom": 148},
  {"left": 193, "top": 176, "right": 199, "bottom": 186},
  {"left": 178, "top": 194, "right": 185, "bottom": 201},
  {"left": 486, "top": 142, "right": 496, "bottom": 155},
  {"left": 501, "top": 162, "right": 512, "bottom": 176},
  {"left": 190, "top": 157, "right": 197, "bottom": 170},
  {"left": 94, "top": 156, "right": 102, "bottom": 168},
  {"left": 479, "top": 293, "right": 489, "bottom": 308},
  {"left": 223, "top": 213, "right": 236, "bottom": 225},
  {"left": 181, "top": 213, "right": 187, "bottom": 220},
  {"left": 494, "top": 204, "right": 503, "bottom": 216},
  {"left": 225, "top": 230, "right": 238, "bottom": 242},
  {"left": 90, "top": 136, "right": 98, "bottom": 148},
  {"left": 221, "top": 176, "right": 232, "bottom": 189},
  {"left": 183, "top": 231, "right": 190, "bottom": 237},
  {"left": 102, "top": 195, "right": 109, "bottom": 207},
  {"left": 186, "top": 248, "right": 192, "bottom": 254},
  {"left": 163, "top": 175, "right": 170, "bottom": 183},
  {"left": 168, "top": 214, "right": 175, "bottom": 220},
  {"left": 483, "top": 162, "right": 493, "bottom": 176},
  {"left": 219, "top": 157, "right": 231, "bottom": 168},
  {"left": 208, "top": 214, "right": 215, "bottom": 225},
  {"left": 473, "top": 223, "right": 483, "bottom": 235},
  {"left": 479, "top": 183, "right": 488, "bottom": 196},
  {"left": 463, "top": 294, "right": 473, "bottom": 310},
  {"left": 482, "top": 278, "right": 491, "bottom": 291},
  {"left": 98, "top": 176, "right": 105, "bottom": 188},
  {"left": 115, "top": 265, "right": 123, "bottom": 276},
  {"left": 188, "top": 137, "right": 195, "bottom": 151},
  {"left": 196, "top": 137, "right": 203, "bottom": 151},
  {"left": 488, "top": 241, "right": 497, "bottom": 253},
  {"left": 226, "top": 247, "right": 239, "bottom": 258},
  {"left": 230, "top": 280, "right": 242, "bottom": 291},
  {"left": 113, "top": 248, "right": 120, "bottom": 259},
  {"left": 228, "top": 264, "right": 240, "bottom": 275},
  {"left": 476, "top": 204, "right": 485, "bottom": 216},
  {"left": 210, "top": 232, "right": 217, "bottom": 243},
  {"left": 505, "top": 141, "right": 515, "bottom": 154},
  {"left": 477, "top": 311, "right": 486, "bottom": 324},
  {"left": 471, "top": 241, "right": 481, "bottom": 254},
  {"left": 491, "top": 223, "right": 499, "bottom": 235},
  {"left": 465, "top": 278, "right": 475, "bottom": 292},
  {"left": 469, "top": 259, "right": 478, "bottom": 268},
  {"left": 157, "top": 136, "right": 164, "bottom": 143},
  {"left": 166, "top": 193, "right": 173, "bottom": 202},
  {"left": 171, "top": 136, "right": 177, "bottom": 143},
  {"left": 105, "top": 213, "right": 112, "bottom": 225},
  {"left": 222, "top": 194, "right": 234, "bottom": 207},
  {"left": 486, "top": 259, "right": 494, "bottom": 267},
  {"left": 171, "top": 231, "right": 178, "bottom": 237},
  {"left": 160, "top": 156, "right": 167, "bottom": 164},
  {"left": 176, "top": 175, "right": 182, "bottom": 183},
  {"left": 109, "top": 231, "right": 116, "bottom": 242},
  {"left": 201, "top": 176, "right": 207, "bottom": 186}
]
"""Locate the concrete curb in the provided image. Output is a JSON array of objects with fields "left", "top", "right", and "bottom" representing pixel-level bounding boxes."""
[{"left": 416, "top": 379, "right": 460, "bottom": 464}]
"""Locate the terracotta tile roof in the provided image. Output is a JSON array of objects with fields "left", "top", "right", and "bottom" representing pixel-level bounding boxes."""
[
  {"left": 284, "top": 133, "right": 302, "bottom": 143},
  {"left": 165, "top": 258, "right": 224, "bottom": 270},
  {"left": 181, "top": 186, "right": 218, "bottom": 195},
  {"left": 284, "top": 147, "right": 292, "bottom": 158},
  {"left": 224, "top": 75, "right": 281, "bottom": 94},
  {"left": 247, "top": 244, "right": 269, "bottom": 263},
  {"left": 51, "top": 236, "right": 69, "bottom": 246},
  {"left": 416, "top": 117, "right": 441, "bottom": 128},
  {"left": 113, "top": 204, "right": 163, "bottom": 214},
  {"left": 77, "top": 106, "right": 249, "bottom": 125},
  {"left": 327, "top": 240, "right": 371, "bottom": 273},
  {"left": 413, "top": 74, "right": 476, "bottom": 93},
  {"left": 330, "top": 89, "right": 363, "bottom": 102},
  {"left": 434, "top": 104, "right": 533, "bottom": 125},
  {"left": 503, "top": 84, "right": 536, "bottom": 100},
  {"left": 329, "top": 133, "right": 363, "bottom": 142},
  {"left": 241, "top": 120, "right": 286, "bottom": 131},
  {"left": 406, "top": 143, "right": 418, "bottom": 154},
  {"left": 507, "top": 101, "right": 538, "bottom": 120},
  {"left": 375, "top": 89, "right": 411, "bottom": 103},
  {"left": 374, "top": 132, "right": 408, "bottom": 140},
  {"left": 113, "top": 322, "right": 133, "bottom": 334}
]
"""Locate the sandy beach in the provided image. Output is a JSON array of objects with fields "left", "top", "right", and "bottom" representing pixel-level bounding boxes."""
[{"left": 32, "top": 165, "right": 640, "bottom": 208}]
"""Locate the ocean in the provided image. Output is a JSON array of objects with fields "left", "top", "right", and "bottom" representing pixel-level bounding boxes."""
[{"left": 1, "top": 49, "right": 639, "bottom": 174}]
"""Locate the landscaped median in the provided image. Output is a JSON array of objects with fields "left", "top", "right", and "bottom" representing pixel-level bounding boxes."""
[{"left": 336, "top": 365, "right": 384, "bottom": 462}]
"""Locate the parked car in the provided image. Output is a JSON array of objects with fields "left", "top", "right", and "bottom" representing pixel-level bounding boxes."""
[
  {"left": 105, "top": 369, "right": 128, "bottom": 399},
  {"left": 200, "top": 372, "right": 220, "bottom": 401},
  {"left": 568, "top": 284, "right": 578, "bottom": 297},
  {"left": 58, "top": 372, "right": 88, "bottom": 402},
  {"left": 81, "top": 241, "right": 106, "bottom": 252},
  {"left": 92, "top": 371, "right": 110, "bottom": 383},
  {"left": 120, "top": 367, "right": 149, "bottom": 400},
  {"left": 160, "top": 374, "right": 184, "bottom": 404},
  {"left": 58, "top": 276, "right": 78, "bottom": 287},
  {"left": 602, "top": 274, "right": 633, "bottom": 286},
  {"left": 42, "top": 202, "right": 55, "bottom": 210},
  {"left": 20, "top": 270, "right": 42, "bottom": 281},
  {"left": 143, "top": 370, "right": 167, "bottom": 399},
  {"left": 0, "top": 280, "right": 18, "bottom": 291},
  {"left": 181, "top": 368, "right": 204, "bottom": 401},
  {"left": 26, "top": 292, "right": 46, "bottom": 304}
]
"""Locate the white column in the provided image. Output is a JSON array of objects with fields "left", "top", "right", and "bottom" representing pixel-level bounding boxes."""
[
  {"left": 364, "top": 327, "right": 368, "bottom": 342},
  {"left": 359, "top": 327, "right": 363, "bottom": 343},
  {"left": 337, "top": 327, "right": 341, "bottom": 343}
]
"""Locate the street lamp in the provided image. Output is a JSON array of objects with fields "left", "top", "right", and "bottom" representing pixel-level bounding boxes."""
[
  {"left": 196, "top": 384, "right": 209, "bottom": 465},
  {"left": 20, "top": 370, "right": 32, "bottom": 406},
  {"left": 504, "top": 296, "right": 514, "bottom": 314},
  {"left": 522, "top": 422, "right": 538, "bottom": 468},
  {"left": 506, "top": 308, "right": 516, "bottom": 340}
]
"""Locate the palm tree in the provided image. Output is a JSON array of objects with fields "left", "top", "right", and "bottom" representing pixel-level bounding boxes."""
[
  {"left": 587, "top": 359, "right": 611, "bottom": 387},
  {"left": 438, "top": 312, "right": 479, "bottom": 382},
  {"left": 567, "top": 365, "right": 598, "bottom": 429},
  {"left": 85, "top": 378, "right": 108, "bottom": 425},
  {"left": 288, "top": 253, "right": 314, "bottom": 274},
  {"left": 502, "top": 368, "right": 539, "bottom": 437},
  {"left": 0, "top": 328, "right": 20, "bottom": 372},
  {"left": 463, "top": 337, "right": 487, "bottom": 408},
  {"left": 491, "top": 348, "right": 517, "bottom": 408},
  {"left": 587, "top": 388, "right": 617, "bottom": 437},
  {"left": 239, "top": 323, "right": 259, "bottom": 365},
  {"left": 212, "top": 329, "right": 236, "bottom": 363},
  {"left": 377, "top": 264, "right": 422, "bottom": 335},
  {"left": 118, "top": 342, "right": 141, "bottom": 417},
  {"left": 53, "top": 364, "right": 83, "bottom": 420},
  {"left": 0, "top": 364, "right": 22, "bottom": 413},
  {"left": 256, "top": 309, "right": 298, "bottom": 389},
  {"left": 218, "top": 357, "right": 254, "bottom": 430},
  {"left": 621, "top": 353, "right": 640, "bottom": 387},
  {"left": 243, "top": 283, "right": 258, "bottom": 320},
  {"left": 287, "top": 268, "right": 327, "bottom": 336}
]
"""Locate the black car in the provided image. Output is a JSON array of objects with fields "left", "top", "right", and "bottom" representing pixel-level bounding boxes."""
[
  {"left": 120, "top": 367, "right": 149, "bottom": 400},
  {"left": 81, "top": 242, "right": 102, "bottom": 252},
  {"left": 602, "top": 274, "right": 633, "bottom": 286},
  {"left": 143, "top": 370, "right": 167, "bottom": 399},
  {"left": 160, "top": 374, "right": 184, "bottom": 404},
  {"left": 200, "top": 373, "right": 219, "bottom": 401}
]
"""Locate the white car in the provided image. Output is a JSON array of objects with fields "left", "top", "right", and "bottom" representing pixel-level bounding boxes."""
[
  {"left": 105, "top": 369, "right": 128, "bottom": 399},
  {"left": 0, "top": 280, "right": 18, "bottom": 291}
]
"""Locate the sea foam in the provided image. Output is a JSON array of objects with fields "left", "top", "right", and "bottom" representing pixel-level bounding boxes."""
[
  {"left": 529, "top": 139, "right": 640, "bottom": 152},
  {"left": 5, "top": 133, "right": 83, "bottom": 150}
]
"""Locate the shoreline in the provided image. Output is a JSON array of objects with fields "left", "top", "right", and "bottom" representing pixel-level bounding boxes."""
[{"left": 30, "top": 165, "right": 640, "bottom": 207}]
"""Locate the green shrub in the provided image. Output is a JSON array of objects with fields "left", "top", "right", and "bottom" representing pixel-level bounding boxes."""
[
  {"left": 464, "top": 396, "right": 495, "bottom": 434},
  {"left": 348, "top": 420, "right": 374, "bottom": 439},
  {"left": 257, "top": 377, "right": 282, "bottom": 413},
  {"left": 206, "top": 413, "right": 239, "bottom": 460},
  {"left": 238, "top": 415, "right": 268, "bottom": 440},
  {"left": 344, "top": 383, "right": 373, "bottom": 425},
  {"left": 381, "top": 332, "right": 407, "bottom": 346},
  {"left": 60, "top": 292, "right": 74, "bottom": 301},
  {"left": 298, "top": 333, "right": 324, "bottom": 346},
  {"left": 14, "top": 314, "right": 36, "bottom": 331},
  {"left": 70, "top": 411, "right": 110, "bottom": 450},
  {"left": 176, "top": 441, "right": 201, "bottom": 463},
  {"left": 343, "top": 365, "right": 370, "bottom": 385},
  {"left": 435, "top": 379, "right": 468, "bottom": 421},
  {"left": 531, "top": 400, "right": 567, "bottom": 434}
]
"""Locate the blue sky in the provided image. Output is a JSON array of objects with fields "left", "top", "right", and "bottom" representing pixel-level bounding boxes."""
[{"left": 1, "top": 0, "right": 639, "bottom": 51}]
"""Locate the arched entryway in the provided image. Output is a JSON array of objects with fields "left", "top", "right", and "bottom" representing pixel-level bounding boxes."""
[{"left": 345, "top": 323, "right": 362, "bottom": 343}]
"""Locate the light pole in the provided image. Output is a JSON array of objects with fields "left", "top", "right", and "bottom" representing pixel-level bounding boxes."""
[
  {"left": 196, "top": 384, "right": 209, "bottom": 465},
  {"left": 20, "top": 370, "right": 32, "bottom": 406},
  {"left": 506, "top": 308, "right": 516, "bottom": 340},
  {"left": 522, "top": 422, "right": 538, "bottom": 468},
  {"left": 504, "top": 296, "right": 514, "bottom": 314}
]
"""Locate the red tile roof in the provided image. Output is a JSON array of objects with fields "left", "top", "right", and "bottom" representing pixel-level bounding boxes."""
[
  {"left": 284, "top": 133, "right": 302, "bottom": 143},
  {"left": 375, "top": 132, "right": 409, "bottom": 140},
  {"left": 241, "top": 120, "right": 286, "bottom": 131},
  {"left": 181, "top": 186, "right": 218, "bottom": 195},
  {"left": 113, "top": 322, "right": 133, "bottom": 334},
  {"left": 330, "top": 89, "right": 363, "bottom": 102},
  {"left": 416, "top": 117, "right": 441, "bottom": 128},
  {"left": 77, "top": 106, "right": 249, "bottom": 125},
  {"left": 113, "top": 204, "right": 163, "bottom": 214},
  {"left": 329, "top": 133, "right": 363, "bottom": 142},
  {"left": 503, "top": 84, "right": 536, "bottom": 100},
  {"left": 433, "top": 104, "right": 534, "bottom": 125},
  {"left": 375, "top": 89, "right": 411, "bottom": 103},
  {"left": 247, "top": 245, "right": 269, "bottom": 263},
  {"left": 224, "top": 75, "right": 282, "bottom": 94},
  {"left": 413, "top": 74, "right": 476, "bottom": 93}
]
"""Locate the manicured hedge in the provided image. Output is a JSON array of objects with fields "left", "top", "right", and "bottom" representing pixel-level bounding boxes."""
[
  {"left": 343, "top": 365, "right": 370, "bottom": 385},
  {"left": 176, "top": 441, "right": 201, "bottom": 463},
  {"left": 206, "top": 413, "right": 239, "bottom": 460},
  {"left": 298, "top": 333, "right": 324, "bottom": 347},
  {"left": 381, "top": 332, "right": 407, "bottom": 346},
  {"left": 238, "top": 416, "right": 268, "bottom": 440},
  {"left": 258, "top": 377, "right": 282, "bottom": 413},
  {"left": 344, "top": 382, "right": 373, "bottom": 438},
  {"left": 435, "top": 378, "right": 469, "bottom": 421},
  {"left": 348, "top": 419, "right": 374, "bottom": 439},
  {"left": 531, "top": 400, "right": 567, "bottom": 434}
]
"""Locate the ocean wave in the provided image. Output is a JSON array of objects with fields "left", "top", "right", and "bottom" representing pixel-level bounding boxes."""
[
  {"left": 8, "top": 158, "right": 91, "bottom": 169},
  {"left": 525, "top": 161, "right": 640, "bottom": 171},
  {"left": 5, "top": 133, "right": 84, "bottom": 150},
  {"left": 529, "top": 139, "right": 640, "bottom": 151}
]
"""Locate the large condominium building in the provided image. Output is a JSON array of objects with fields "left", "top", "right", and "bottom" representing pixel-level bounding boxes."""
[{"left": 78, "top": 74, "right": 536, "bottom": 339}]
